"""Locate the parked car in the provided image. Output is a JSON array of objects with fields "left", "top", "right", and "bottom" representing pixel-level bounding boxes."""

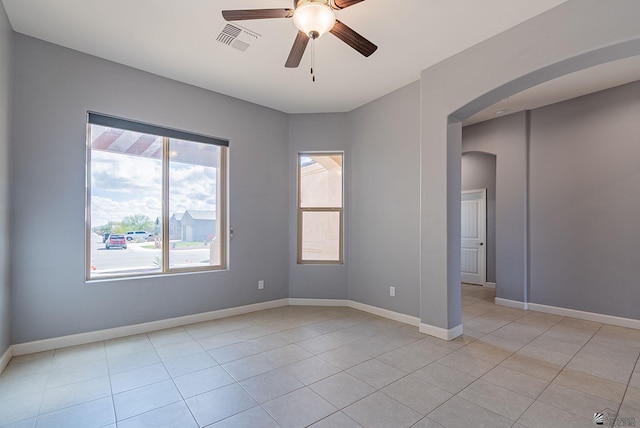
[
  {"left": 102, "top": 232, "right": 111, "bottom": 243},
  {"left": 125, "top": 231, "right": 151, "bottom": 242},
  {"left": 106, "top": 234, "right": 127, "bottom": 249}
]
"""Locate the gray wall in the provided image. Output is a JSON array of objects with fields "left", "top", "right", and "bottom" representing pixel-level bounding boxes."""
[
  {"left": 10, "top": 35, "right": 290, "bottom": 343},
  {"left": 348, "top": 82, "right": 421, "bottom": 317},
  {"left": 461, "top": 152, "right": 496, "bottom": 283},
  {"left": 288, "top": 113, "right": 349, "bottom": 299},
  {"left": 0, "top": 3, "right": 12, "bottom": 354},
  {"left": 529, "top": 80, "right": 640, "bottom": 319},
  {"left": 462, "top": 113, "right": 528, "bottom": 302}
]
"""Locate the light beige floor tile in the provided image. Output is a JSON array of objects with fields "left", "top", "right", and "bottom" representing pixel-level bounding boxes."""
[
  {"left": 537, "top": 383, "right": 620, "bottom": 419},
  {"left": 349, "top": 337, "right": 397, "bottom": 358},
  {"left": 0, "top": 391, "right": 43, "bottom": 425},
  {"left": 594, "top": 324, "right": 640, "bottom": 349},
  {"left": 147, "top": 328, "right": 193, "bottom": 349},
  {"left": 427, "top": 396, "right": 512, "bottom": 428},
  {"left": 162, "top": 351, "right": 218, "bottom": 378},
  {"left": 263, "top": 387, "right": 337, "bottom": 428},
  {"left": 112, "top": 379, "right": 182, "bottom": 421},
  {"left": 107, "top": 349, "right": 160, "bottom": 374},
  {"left": 346, "top": 359, "right": 405, "bottom": 389},
  {"left": 239, "top": 368, "right": 303, "bottom": 403},
  {"left": 46, "top": 359, "right": 108, "bottom": 390},
  {"left": 516, "top": 343, "right": 573, "bottom": 366},
  {"left": 567, "top": 340, "right": 638, "bottom": 384},
  {"left": 110, "top": 362, "right": 169, "bottom": 394},
  {"left": 207, "top": 340, "right": 269, "bottom": 364},
  {"left": 104, "top": 334, "right": 153, "bottom": 359},
  {"left": 209, "top": 406, "right": 279, "bottom": 428},
  {"left": 318, "top": 345, "right": 371, "bottom": 370},
  {"left": 221, "top": 354, "right": 277, "bottom": 381},
  {"left": 344, "top": 391, "right": 422, "bottom": 428},
  {"left": 309, "top": 372, "right": 375, "bottom": 409},
  {"left": 480, "top": 366, "right": 548, "bottom": 399},
  {"left": 51, "top": 343, "right": 106, "bottom": 370},
  {"left": 40, "top": 376, "right": 111, "bottom": 415},
  {"left": 375, "top": 348, "right": 432, "bottom": 374},
  {"left": 185, "top": 383, "right": 257, "bottom": 427},
  {"left": 518, "top": 401, "right": 591, "bottom": 428},
  {"left": 298, "top": 335, "right": 343, "bottom": 354},
  {"left": 283, "top": 356, "right": 341, "bottom": 385},
  {"left": 437, "top": 349, "right": 495, "bottom": 378},
  {"left": 499, "top": 353, "right": 562, "bottom": 382},
  {"left": 154, "top": 340, "right": 204, "bottom": 362},
  {"left": 401, "top": 339, "right": 452, "bottom": 361},
  {"left": 455, "top": 340, "right": 513, "bottom": 365},
  {"left": 462, "top": 315, "right": 510, "bottom": 334},
  {"left": 411, "top": 416, "right": 446, "bottom": 428},
  {"left": 197, "top": 332, "right": 241, "bottom": 351},
  {"left": 381, "top": 376, "right": 452, "bottom": 415},
  {"left": 491, "top": 322, "right": 546, "bottom": 345},
  {"left": 1, "top": 417, "right": 37, "bottom": 428},
  {"left": 262, "top": 344, "right": 313, "bottom": 367},
  {"left": 35, "top": 396, "right": 114, "bottom": 428},
  {"left": 457, "top": 379, "right": 534, "bottom": 421},
  {"left": 183, "top": 320, "right": 228, "bottom": 340},
  {"left": 554, "top": 368, "right": 627, "bottom": 403},
  {"left": 411, "top": 362, "right": 475, "bottom": 395},
  {"left": 173, "top": 365, "right": 235, "bottom": 398},
  {"left": 7, "top": 351, "right": 53, "bottom": 366},
  {"left": 0, "top": 371, "right": 48, "bottom": 401},
  {"left": 617, "top": 405, "right": 640, "bottom": 427},
  {"left": 622, "top": 386, "right": 640, "bottom": 411},
  {"left": 308, "top": 411, "right": 362, "bottom": 428},
  {"left": 117, "top": 401, "right": 198, "bottom": 428}
]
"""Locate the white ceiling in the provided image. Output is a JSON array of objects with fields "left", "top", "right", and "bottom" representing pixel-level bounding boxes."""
[{"left": 2, "top": 0, "right": 639, "bottom": 119}]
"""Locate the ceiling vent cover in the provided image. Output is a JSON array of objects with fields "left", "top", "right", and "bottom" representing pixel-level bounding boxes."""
[{"left": 217, "top": 24, "right": 260, "bottom": 52}]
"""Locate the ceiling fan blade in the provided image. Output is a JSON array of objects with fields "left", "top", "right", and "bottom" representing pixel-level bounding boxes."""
[
  {"left": 285, "top": 31, "right": 310, "bottom": 68},
  {"left": 329, "top": 20, "right": 377, "bottom": 57},
  {"left": 331, "top": 0, "right": 366, "bottom": 9},
  {"left": 222, "top": 9, "right": 294, "bottom": 21}
]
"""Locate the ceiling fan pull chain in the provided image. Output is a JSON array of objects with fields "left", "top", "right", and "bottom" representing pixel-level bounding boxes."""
[{"left": 311, "top": 36, "right": 316, "bottom": 82}]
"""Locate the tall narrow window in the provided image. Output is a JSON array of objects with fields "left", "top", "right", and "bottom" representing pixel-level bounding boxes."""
[
  {"left": 298, "top": 152, "right": 343, "bottom": 264},
  {"left": 87, "top": 113, "right": 227, "bottom": 279}
]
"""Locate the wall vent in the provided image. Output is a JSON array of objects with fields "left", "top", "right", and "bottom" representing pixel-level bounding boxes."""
[{"left": 217, "top": 24, "right": 260, "bottom": 52}]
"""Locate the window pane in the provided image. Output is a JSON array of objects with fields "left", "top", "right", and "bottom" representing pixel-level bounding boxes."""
[
  {"left": 299, "top": 154, "right": 342, "bottom": 208},
  {"left": 301, "top": 211, "right": 341, "bottom": 261},
  {"left": 89, "top": 125, "right": 162, "bottom": 278},
  {"left": 168, "top": 139, "right": 221, "bottom": 269}
]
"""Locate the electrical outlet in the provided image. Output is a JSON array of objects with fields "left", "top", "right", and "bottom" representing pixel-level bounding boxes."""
[
  {"left": 390, "top": 286, "right": 395, "bottom": 297},
  {"left": 258, "top": 280, "right": 264, "bottom": 290}
]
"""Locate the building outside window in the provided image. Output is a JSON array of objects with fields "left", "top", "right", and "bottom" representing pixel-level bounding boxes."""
[
  {"left": 297, "top": 152, "right": 343, "bottom": 264},
  {"left": 86, "top": 113, "right": 227, "bottom": 279}
]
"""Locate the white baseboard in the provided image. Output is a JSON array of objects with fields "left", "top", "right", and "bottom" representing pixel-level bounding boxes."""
[
  {"left": 419, "top": 323, "right": 463, "bottom": 340},
  {"left": 289, "top": 298, "right": 348, "bottom": 307},
  {"left": 494, "top": 298, "right": 640, "bottom": 330},
  {"left": 495, "top": 297, "right": 528, "bottom": 310},
  {"left": 484, "top": 282, "right": 496, "bottom": 289},
  {"left": 0, "top": 346, "right": 12, "bottom": 373},
  {"left": 528, "top": 302, "right": 640, "bottom": 330},
  {"left": 347, "top": 301, "right": 420, "bottom": 327},
  {"left": 12, "top": 298, "right": 289, "bottom": 356}
]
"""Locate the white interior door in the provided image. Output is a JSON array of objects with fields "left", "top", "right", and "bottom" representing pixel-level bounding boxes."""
[{"left": 461, "top": 189, "right": 487, "bottom": 285}]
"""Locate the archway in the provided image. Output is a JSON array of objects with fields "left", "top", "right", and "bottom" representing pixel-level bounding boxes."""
[{"left": 418, "top": 0, "right": 640, "bottom": 339}]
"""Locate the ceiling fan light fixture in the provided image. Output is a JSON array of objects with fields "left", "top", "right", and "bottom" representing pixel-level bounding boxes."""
[{"left": 293, "top": 1, "right": 336, "bottom": 38}]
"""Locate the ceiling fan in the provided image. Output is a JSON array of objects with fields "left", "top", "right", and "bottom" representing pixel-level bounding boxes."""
[{"left": 221, "top": 0, "right": 377, "bottom": 70}]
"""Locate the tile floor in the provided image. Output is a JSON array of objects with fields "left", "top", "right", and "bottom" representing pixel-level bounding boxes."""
[{"left": 1, "top": 284, "right": 639, "bottom": 427}]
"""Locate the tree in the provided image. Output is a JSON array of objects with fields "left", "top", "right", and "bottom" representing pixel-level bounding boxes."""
[{"left": 121, "top": 214, "right": 153, "bottom": 231}]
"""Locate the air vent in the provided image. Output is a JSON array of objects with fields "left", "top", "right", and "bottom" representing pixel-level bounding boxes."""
[{"left": 217, "top": 24, "right": 260, "bottom": 52}]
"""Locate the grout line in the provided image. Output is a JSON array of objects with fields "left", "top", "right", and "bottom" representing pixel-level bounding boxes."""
[{"left": 613, "top": 351, "right": 640, "bottom": 426}]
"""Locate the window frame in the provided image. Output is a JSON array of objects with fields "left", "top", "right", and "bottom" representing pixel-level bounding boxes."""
[
  {"left": 297, "top": 151, "right": 344, "bottom": 265},
  {"left": 85, "top": 112, "right": 228, "bottom": 281}
]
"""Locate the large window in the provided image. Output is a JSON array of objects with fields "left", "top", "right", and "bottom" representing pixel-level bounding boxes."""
[
  {"left": 86, "top": 113, "right": 227, "bottom": 279},
  {"left": 297, "top": 152, "right": 343, "bottom": 264}
]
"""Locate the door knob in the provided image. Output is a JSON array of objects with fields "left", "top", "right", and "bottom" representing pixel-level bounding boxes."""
[{"left": 479, "top": 242, "right": 484, "bottom": 246}]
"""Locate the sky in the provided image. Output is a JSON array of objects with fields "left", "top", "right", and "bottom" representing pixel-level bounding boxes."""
[{"left": 90, "top": 150, "right": 217, "bottom": 227}]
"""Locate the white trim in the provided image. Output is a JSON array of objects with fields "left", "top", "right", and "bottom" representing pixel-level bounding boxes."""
[
  {"left": 528, "top": 302, "right": 640, "bottom": 330},
  {"left": 288, "top": 298, "right": 348, "bottom": 307},
  {"left": 419, "top": 323, "right": 463, "bottom": 340},
  {"left": 0, "top": 346, "right": 12, "bottom": 373},
  {"left": 495, "top": 297, "right": 528, "bottom": 310},
  {"left": 12, "top": 299, "right": 289, "bottom": 356},
  {"left": 484, "top": 282, "right": 496, "bottom": 289},
  {"left": 347, "top": 301, "right": 420, "bottom": 326}
]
